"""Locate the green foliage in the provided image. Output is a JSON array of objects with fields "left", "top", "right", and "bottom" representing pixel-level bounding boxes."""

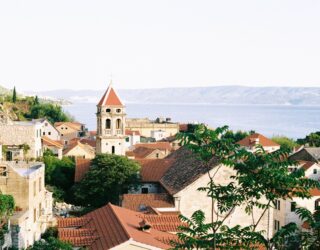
[
  {"left": 72, "top": 154, "right": 140, "bottom": 208},
  {"left": 27, "top": 237, "right": 72, "bottom": 250},
  {"left": 0, "top": 194, "right": 15, "bottom": 246},
  {"left": 34, "top": 95, "right": 39, "bottom": 105},
  {"left": 223, "top": 130, "right": 250, "bottom": 144},
  {"left": 41, "top": 227, "right": 58, "bottom": 240},
  {"left": 297, "top": 132, "right": 320, "bottom": 147},
  {"left": 43, "top": 155, "right": 75, "bottom": 200},
  {"left": 174, "top": 124, "right": 320, "bottom": 249},
  {"left": 26, "top": 103, "right": 72, "bottom": 124},
  {"left": 272, "top": 136, "right": 298, "bottom": 152},
  {"left": 12, "top": 87, "right": 17, "bottom": 103}
]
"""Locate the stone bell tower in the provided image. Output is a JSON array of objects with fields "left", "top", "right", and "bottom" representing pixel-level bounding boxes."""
[{"left": 96, "top": 82, "right": 126, "bottom": 155}]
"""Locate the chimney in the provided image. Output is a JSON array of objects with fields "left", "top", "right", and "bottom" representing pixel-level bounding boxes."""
[{"left": 139, "top": 219, "right": 151, "bottom": 232}]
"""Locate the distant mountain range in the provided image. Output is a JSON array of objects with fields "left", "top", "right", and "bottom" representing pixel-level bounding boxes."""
[{"left": 27, "top": 86, "right": 320, "bottom": 106}]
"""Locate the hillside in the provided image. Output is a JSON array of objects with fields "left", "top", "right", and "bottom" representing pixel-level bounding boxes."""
[{"left": 31, "top": 86, "right": 320, "bottom": 105}]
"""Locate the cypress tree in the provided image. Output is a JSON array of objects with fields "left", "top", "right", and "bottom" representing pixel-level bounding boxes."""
[{"left": 12, "top": 86, "right": 17, "bottom": 103}]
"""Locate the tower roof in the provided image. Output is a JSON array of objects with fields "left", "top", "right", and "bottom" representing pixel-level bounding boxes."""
[{"left": 97, "top": 84, "right": 123, "bottom": 106}]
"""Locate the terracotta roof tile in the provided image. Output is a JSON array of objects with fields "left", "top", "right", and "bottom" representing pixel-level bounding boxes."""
[
  {"left": 42, "top": 136, "right": 64, "bottom": 149},
  {"left": 138, "top": 159, "right": 174, "bottom": 182},
  {"left": 122, "top": 193, "right": 175, "bottom": 212},
  {"left": 74, "top": 158, "right": 91, "bottom": 182},
  {"left": 54, "top": 122, "right": 83, "bottom": 131},
  {"left": 135, "top": 142, "right": 172, "bottom": 151},
  {"left": 237, "top": 133, "right": 280, "bottom": 147},
  {"left": 310, "top": 188, "right": 320, "bottom": 196},
  {"left": 98, "top": 85, "right": 123, "bottom": 106},
  {"left": 130, "top": 147, "right": 156, "bottom": 159},
  {"left": 140, "top": 214, "right": 185, "bottom": 232},
  {"left": 299, "top": 160, "right": 317, "bottom": 170},
  {"left": 125, "top": 129, "right": 141, "bottom": 136},
  {"left": 57, "top": 217, "right": 91, "bottom": 228},
  {"left": 58, "top": 203, "right": 176, "bottom": 249}
]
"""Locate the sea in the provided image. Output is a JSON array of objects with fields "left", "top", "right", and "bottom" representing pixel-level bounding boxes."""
[{"left": 63, "top": 103, "right": 320, "bottom": 139}]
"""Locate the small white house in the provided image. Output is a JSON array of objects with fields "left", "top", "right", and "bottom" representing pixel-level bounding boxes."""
[
  {"left": 289, "top": 161, "right": 320, "bottom": 181},
  {"left": 151, "top": 130, "right": 167, "bottom": 141},
  {"left": 34, "top": 119, "right": 61, "bottom": 141},
  {"left": 125, "top": 130, "right": 141, "bottom": 148}
]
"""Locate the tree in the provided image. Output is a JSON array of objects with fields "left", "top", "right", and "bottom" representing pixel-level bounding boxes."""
[
  {"left": 223, "top": 130, "right": 249, "bottom": 143},
  {"left": 34, "top": 95, "right": 39, "bottom": 105},
  {"left": 297, "top": 131, "right": 320, "bottom": 147},
  {"left": 0, "top": 194, "right": 14, "bottom": 246},
  {"left": 43, "top": 155, "right": 75, "bottom": 201},
  {"left": 12, "top": 87, "right": 17, "bottom": 103},
  {"left": 26, "top": 103, "right": 72, "bottom": 124},
  {"left": 72, "top": 154, "right": 140, "bottom": 208},
  {"left": 271, "top": 136, "right": 298, "bottom": 152},
  {"left": 27, "top": 237, "right": 72, "bottom": 250},
  {"left": 295, "top": 207, "right": 320, "bottom": 249},
  {"left": 173, "top": 124, "right": 320, "bottom": 250}
]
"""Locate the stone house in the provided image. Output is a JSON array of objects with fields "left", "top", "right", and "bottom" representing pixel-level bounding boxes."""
[
  {"left": 125, "top": 129, "right": 141, "bottom": 148},
  {"left": 0, "top": 121, "right": 43, "bottom": 160},
  {"left": 54, "top": 122, "right": 86, "bottom": 145},
  {"left": 237, "top": 133, "right": 280, "bottom": 153},
  {"left": 41, "top": 136, "right": 63, "bottom": 159},
  {"left": 126, "top": 118, "right": 179, "bottom": 139},
  {"left": 33, "top": 118, "right": 60, "bottom": 141},
  {"left": 0, "top": 161, "right": 53, "bottom": 249},
  {"left": 63, "top": 141, "right": 95, "bottom": 159}
]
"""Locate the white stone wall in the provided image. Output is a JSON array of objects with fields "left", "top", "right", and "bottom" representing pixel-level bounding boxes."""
[
  {"left": 41, "top": 120, "right": 60, "bottom": 141},
  {"left": 174, "top": 164, "right": 273, "bottom": 239},
  {"left": 0, "top": 122, "right": 42, "bottom": 159}
]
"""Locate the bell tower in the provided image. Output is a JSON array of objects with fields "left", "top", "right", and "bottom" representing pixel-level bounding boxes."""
[{"left": 96, "top": 82, "right": 126, "bottom": 155}]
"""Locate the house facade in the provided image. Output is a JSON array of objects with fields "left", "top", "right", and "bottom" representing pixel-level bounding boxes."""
[
  {"left": 0, "top": 121, "right": 43, "bottom": 160},
  {"left": 33, "top": 119, "right": 60, "bottom": 141},
  {"left": 0, "top": 161, "right": 53, "bottom": 249},
  {"left": 54, "top": 122, "right": 86, "bottom": 145}
]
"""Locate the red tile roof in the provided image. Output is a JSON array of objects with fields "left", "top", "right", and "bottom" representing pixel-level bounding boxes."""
[
  {"left": 138, "top": 159, "right": 174, "bottom": 182},
  {"left": 97, "top": 85, "right": 123, "bottom": 106},
  {"left": 74, "top": 158, "right": 91, "bottom": 182},
  {"left": 237, "top": 133, "right": 280, "bottom": 147},
  {"left": 42, "top": 136, "right": 64, "bottom": 149},
  {"left": 80, "top": 138, "right": 96, "bottom": 148},
  {"left": 54, "top": 122, "right": 83, "bottom": 131},
  {"left": 130, "top": 147, "right": 157, "bottom": 159},
  {"left": 299, "top": 160, "right": 317, "bottom": 170},
  {"left": 310, "top": 188, "right": 320, "bottom": 196},
  {"left": 135, "top": 142, "right": 172, "bottom": 151},
  {"left": 58, "top": 203, "right": 176, "bottom": 249},
  {"left": 122, "top": 193, "right": 175, "bottom": 212},
  {"left": 139, "top": 214, "right": 184, "bottom": 232},
  {"left": 57, "top": 217, "right": 91, "bottom": 228},
  {"left": 179, "top": 124, "right": 188, "bottom": 132},
  {"left": 125, "top": 129, "right": 141, "bottom": 136}
]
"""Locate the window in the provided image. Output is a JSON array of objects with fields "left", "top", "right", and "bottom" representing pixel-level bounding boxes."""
[
  {"left": 142, "top": 187, "right": 149, "bottom": 194},
  {"left": 39, "top": 203, "right": 42, "bottom": 217},
  {"left": 314, "top": 169, "right": 317, "bottom": 174},
  {"left": 156, "top": 153, "right": 159, "bottom": 158},
  {"left": 34, "top": 208, "right": 37, "bottom": 223},
  {"left": 116, "top": 109, "right": 121, "bottom": 113},
  {"left": 274, "top": 220, "right": 280, "bottom": 231},
  {"left": 0, "top": 166, "right": 7, "bottom": 177},
  {"left": 106, "top": 108, "right": 111, "bottom": 112},
  {"left": 48, "top": 132, "right": 51, "bottom": 135},
  {"left": 33, "top": 181, "right": 37, "bottom": 196},
  {"left": 112, "top": 146, "right": 115, "bottom": 154},
  {"left": 45, "top": 123, "right": 48, "bottom": 126},
  {"left": 116, "top": 119, "right": 121, "bottom": 129},
  {"left": 43, "top": 132, "right": 45, "bottom": 135},
  {"left": 125, "top": 137, "right": 130, "bottom": 142},
  {"left": 106, "top": 119, "right": 111, "bottom": 129},
  {"left": 291, "top": 202, "right": 296, "bottom": 212},
  {"left": 39, "top": 177, "right": 42, "bottom": 192},
  {"left": 275, "top": 200, "right": 281, "bottom": 210},
  {"left": 315, "top": 199, "right": 320, "bottom": 210}
]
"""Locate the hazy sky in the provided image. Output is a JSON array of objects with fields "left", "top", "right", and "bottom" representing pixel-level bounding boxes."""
[{"left": 0, "top": 0, "right": 320, "bottom": 91}]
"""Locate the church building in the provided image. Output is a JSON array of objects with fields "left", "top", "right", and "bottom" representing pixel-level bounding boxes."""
[{"left": 96, "top": 83, "right": 126, "bottom": 155}]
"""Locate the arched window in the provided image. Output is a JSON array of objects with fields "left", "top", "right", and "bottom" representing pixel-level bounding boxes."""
[
  {"left": 116, "top": 119, "right": 121, "bottom": 129},
  {"left": 106, "top": 108, "right": 111, "bottom": 112},
  {"left": 315, "top": 198, "right": 320, "bottom": 210},
  {"left": 106, "top": 119, "right": 111, "bottom": 129},
  {"left": 112, "top": 146, "right": 115, "bottom": 154}
]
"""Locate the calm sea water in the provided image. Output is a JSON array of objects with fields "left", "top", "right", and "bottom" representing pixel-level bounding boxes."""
[{"left": 63, "top": 103, "right": 320, "bottom": 139}]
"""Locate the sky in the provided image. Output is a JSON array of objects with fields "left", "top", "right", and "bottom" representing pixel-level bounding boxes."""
[{"left": 0, "top": 0, "right": 320, "bottom": 91}]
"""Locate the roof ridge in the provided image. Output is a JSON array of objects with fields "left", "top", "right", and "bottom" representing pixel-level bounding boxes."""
[{"left": 108, "top": 203, "right": 132, "bottom": 240}]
